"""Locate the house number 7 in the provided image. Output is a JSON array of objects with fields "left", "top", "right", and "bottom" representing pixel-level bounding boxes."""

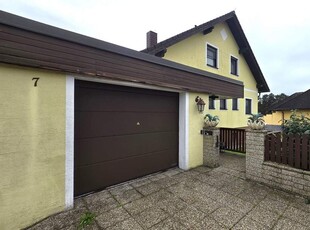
[{"left": 32, "top": 77, "right": 40, "bottom": 87}]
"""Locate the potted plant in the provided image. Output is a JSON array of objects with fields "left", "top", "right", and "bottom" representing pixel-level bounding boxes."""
[
  {"left": 204, "top": 114, "right": 220, "bottom": 127},
  {"left": 247, "top": 113, "right": 265, "bottom": 130}
]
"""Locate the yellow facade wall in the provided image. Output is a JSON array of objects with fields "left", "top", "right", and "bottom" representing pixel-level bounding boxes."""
[
  {"left": 264, "top": 110, "right": 310, "bottom": 125},
  {"left": 188, "top": 93, "right": 207, "bottom": 168},
  {"left": 0, "top": 64, "right": 66, "bottom": 230},
  {"left": 164, "top": 22, "right": 258, "bottom": 128}
]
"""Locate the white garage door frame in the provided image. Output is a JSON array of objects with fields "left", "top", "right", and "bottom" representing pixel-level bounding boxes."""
[{"left": 64, "top": 75, "right": 190, "bottom": 208}]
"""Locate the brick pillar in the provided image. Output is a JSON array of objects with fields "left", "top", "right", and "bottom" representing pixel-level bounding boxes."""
[
  {"left": 203, "top": 128, "right": 220, "bottom": 168},
  {"left": 245, "top": 129, "right": 267, "bottom": 182}
]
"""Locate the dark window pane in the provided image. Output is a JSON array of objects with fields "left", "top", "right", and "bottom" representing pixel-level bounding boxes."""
[
  {"left": 207, "top": 45, "right": 217, "bottom": 68},
  {"left": 232, "top": 98, "right": 238, "bottom": 110},
  {"left": 231, "top": 57, "right": 238, "bottom": 75},
  {"left": 246, "top": 99, "right": 252, "bottom": 114},
  {"left": 220, "top": 99, "right": 227, "bottom": 110},
  {"left": 209, "top": 97, "right": 215, "bottom": 109}
]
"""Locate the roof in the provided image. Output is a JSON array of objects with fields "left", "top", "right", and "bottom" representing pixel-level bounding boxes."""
[
  {"left": 271, "top": 89, "right": 310, "bottom": 111},
  {"left": 0, "top": 10, "right": 244, "bottom": 98},
  {"left": 141, "top": 11, "right": 270, "bottom": 93}
]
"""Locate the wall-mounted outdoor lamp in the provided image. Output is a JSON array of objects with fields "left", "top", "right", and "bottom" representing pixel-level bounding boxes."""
[{"left": 195, "top": 96, "right": 205, "bottom": 113}]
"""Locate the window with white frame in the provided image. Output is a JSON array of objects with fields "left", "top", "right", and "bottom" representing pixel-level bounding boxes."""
[
  {"left": 220, "top": 99, "right": 227, "bottom": 110},
  {"left": 230, "top": 56, "right": 238, "bottom": 76},
  {"left": 209, "top": 97, "right": 215, "bottom": 109},
  {"left": 245, "top": 98, "right": 252, "bottom": 114},
  {"left": 206, "top": 44, "right": 218, "bottom": 68},
  {"left": 232, "top": 98, "right": 238, "bottom": 110}
]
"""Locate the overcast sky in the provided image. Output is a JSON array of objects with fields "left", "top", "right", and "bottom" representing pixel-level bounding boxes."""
[{"left": 1, "top": 0, "right": 310, "bottom": 95}]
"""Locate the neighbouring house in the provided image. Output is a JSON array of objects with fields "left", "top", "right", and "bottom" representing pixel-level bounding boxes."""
[
  {"left": 264, "top": 89, "right": 310, "bottom": 125},
  {"left": 0, "top": 10, "right": 246, "bottom": 229},
  {"left": 142, "top": 11, "right": 270, "bottom": 128}
]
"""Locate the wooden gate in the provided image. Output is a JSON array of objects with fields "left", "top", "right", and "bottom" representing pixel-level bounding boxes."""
[{"left": 220, "top": 128, "right": 246, "bottom": 153}]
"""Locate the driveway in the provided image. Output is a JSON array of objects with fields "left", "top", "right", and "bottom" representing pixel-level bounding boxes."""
[{"left": 29, "top": 153, "right": 310, "bottom": 229}]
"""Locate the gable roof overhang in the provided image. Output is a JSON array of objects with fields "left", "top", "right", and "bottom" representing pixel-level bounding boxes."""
[
  {"left": 141, "top": 11, "right": 270, "bottom": 93},
  {"left": 0, "top": 10, "right": 243, "bottom": 98}
]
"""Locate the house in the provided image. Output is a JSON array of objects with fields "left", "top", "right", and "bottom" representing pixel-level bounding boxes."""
[
  {"left": 264, "top": 89, "right": 310, "bottom": 125},
  {"left": 142, "top": 11, "right": 270, "bottom": 128},
  {"left": 0, "top": 10, "right": 244, "bottom": 229}
]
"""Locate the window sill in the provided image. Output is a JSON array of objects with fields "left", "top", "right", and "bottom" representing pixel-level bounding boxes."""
[
  {"left": 209, "top": 108, "right": 215, "bottom": 110},
  {"left": 207, "top": 64, "right": 218, "bottom": 69},
  {"left": 232, "top": 109, "right": 239, "bottom": 111},
  {"left": 220, "top": 108, "right": 227, "bottom": 110},
  {"left": 230, "top": 73, "right": 239, "bottom": 76}
]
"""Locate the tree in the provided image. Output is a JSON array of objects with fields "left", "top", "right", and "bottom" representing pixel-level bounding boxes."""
[{"left": 258, "top": 93, "right": 288, "bottom": 115}]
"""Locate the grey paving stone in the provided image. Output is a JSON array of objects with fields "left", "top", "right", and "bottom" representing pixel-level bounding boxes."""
[
  {"left": 133, "top": 206, "right": 169, "bottom": 229},
  {"left": 157, "top": 197, "right": 188, "bottom": 216},
  {"left": 220, "top": 178, "right": 253, "bottom": 196},
  {"left": 27, "top": 153, "right": 310, "bottom": 230},
  {"left": 246, "top": 206, "right": 280, "bottom": 228},
  {"left": 273, "top": 216, "right": 309, "bottom": 230},
  {"left": 257, "top": 196, "right": 288, "bottom": 215},
  {"left": 171, "top": 171, "right": 193, "bottom": 183},
  {"left": 150, "top": 217, "right": 188, "bottom": 230},
  {"left": 237, "top": 188, "right": 266, "bottom": 205},
  {"left": 135, "top": 181, "right": 163, "bottom": 196},
  {"left": 219, "top": 194, "right": 254, "bottom": 214},
  {"left": 178, "top": 189, "right": 206, "bottom": 204},
  {"left": 147, "top": 189, "right": 174, "bottom": 204},
  {"left": 167, "top": 182, "right": 203, "bottom": 204},
  {"left": 193, "top": 182, "right": 218, "bottom": 196},
  {"left": 194, "top": 215, "right": 229, "bottom": 230},
  {"left": 204, "top": 177, "right": 230, "bottom": 188},
  {"left": 192, "top": 166, "right": 213, "bottom": 173},
  {"left": 266, "top": 189, "right": 294, "bottom": 204},
  {"left": 105, "top": 218, "right": 143, "bottom": 230},
  {"left": 30, "top": 206, "right": 88, "bottom": 229},
  {"left": 83, "top": 190, "right": 112, "bottom": 205},
  {"left": 129, "top": 177, "right": 152, "bottom": 188},
  {"left": 211, "top": 206, "right": 245, "bottom": 229},
  {"left": 191, "top": 197, "right": 221, "bottom": 215},
  {"left": 155, "top": 176, "right": 179, "bottom": 188},
  {"left": 148, "top": 172, "right": 167, "bottom": 181},
  {"left": 232, "top": 216, "right": 268, "bottom": 230},
  {"left": 195, "top": 172, "right": 212, "bottom": 183},
  {"left": 283, "top": 206, "right": 310, "bottom": 226},
  {"left": 290, "top": 196, "right": 310, "bottom": 213},
  {"left": 107, "top": 183, "right": 133, "bottom": 196},
  {"left": 173, "top": 206, "right": 206, "bottom": 228},
  {"left": 163, "top": 167, "right": 184, "bottom": 177},
  {"left": 123, "top": 197, "right": 154, "bottom": 215},
  {"left": 183, "top": 169, "right": 201, "bottom": 178},
  {"left": 86, "top": 197, "right": 119, "bottom": 215},
  {"left": 96, "top": 207, "right": 130, "bottom": 229},
  {"left": 205, "top": 189, "right": 230, "bottom": 202},
  {"left": 113, "top": 188, "right": 143, "bottom": 205},
  {"left": 65, "top": 222, "right": 100, "bottom": 230}
]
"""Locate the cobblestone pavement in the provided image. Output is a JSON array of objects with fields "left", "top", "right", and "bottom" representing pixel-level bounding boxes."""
[{"left": 28, "top": 153, "right": 310, "bottom": 229}]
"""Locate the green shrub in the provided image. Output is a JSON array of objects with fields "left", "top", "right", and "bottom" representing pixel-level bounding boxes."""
[
  {"left": 283, "top": 110, "right": 310, "bottom": 135},
  {"left": 204, "top": 114, "right": 219, "bottom": 122}
]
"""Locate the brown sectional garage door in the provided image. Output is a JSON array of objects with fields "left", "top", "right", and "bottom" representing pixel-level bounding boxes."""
[{"left": 74, "top": 80, "right": 179, "bottom": 196}]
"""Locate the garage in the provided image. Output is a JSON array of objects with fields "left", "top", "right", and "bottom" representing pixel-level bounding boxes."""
[{"left": 74, "top": 80, "right": 179, "bottom": 196}]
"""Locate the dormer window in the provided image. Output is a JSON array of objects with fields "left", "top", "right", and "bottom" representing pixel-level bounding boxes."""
[{"left": 206, "top": 44, "right": 218, "bottom": 68}]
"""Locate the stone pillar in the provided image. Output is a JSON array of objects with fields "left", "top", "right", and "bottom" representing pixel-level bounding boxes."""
[
  {"left": 203, "top": 128, "right": 220, "bottom": 168},
  {"left": 245, "top": 129, "right": 267, "bottom": 182}
]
